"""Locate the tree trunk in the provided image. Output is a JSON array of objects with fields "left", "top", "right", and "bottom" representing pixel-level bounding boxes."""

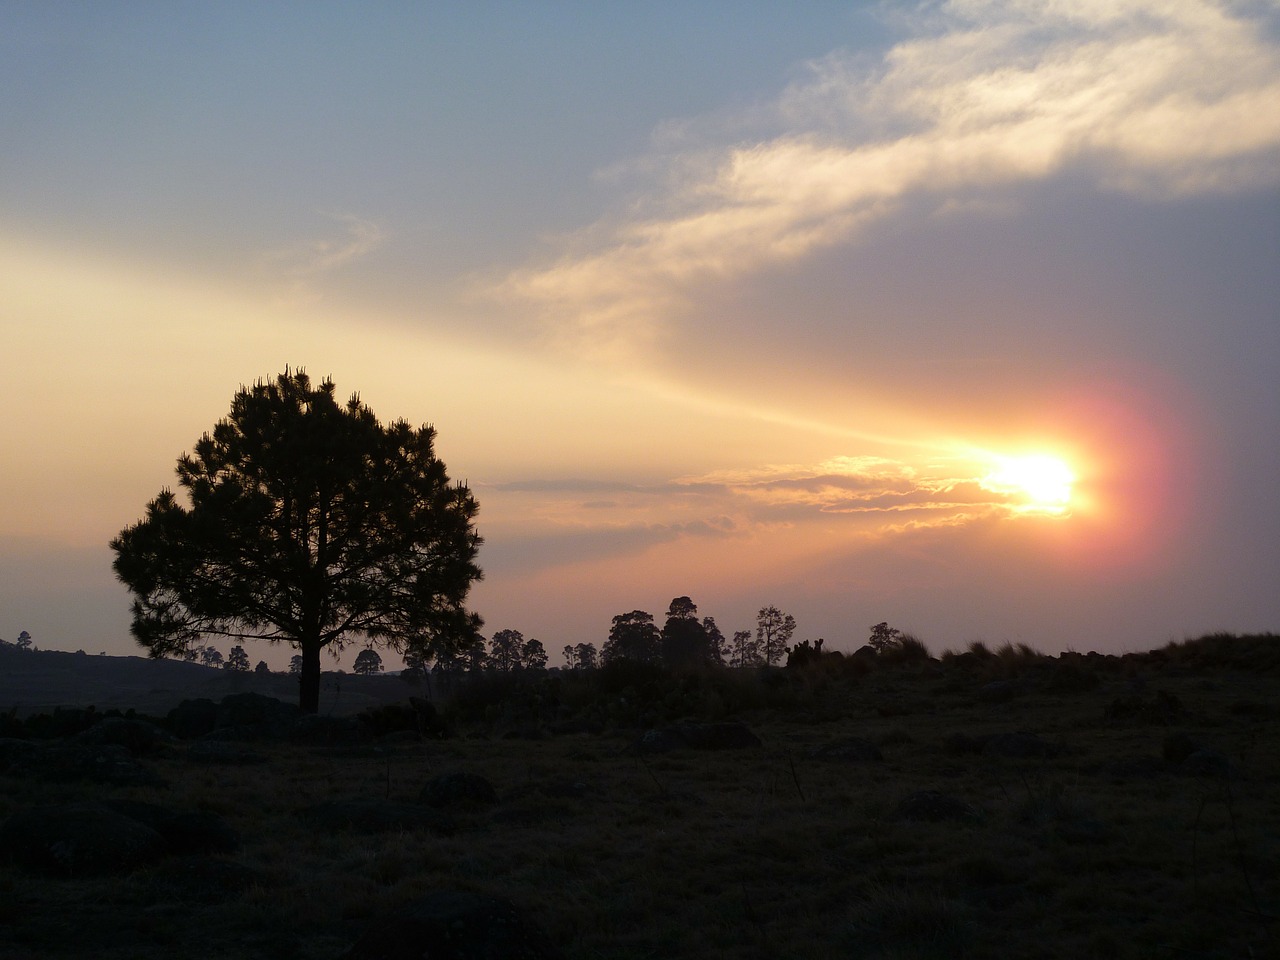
[{"left": 298, "top": 639, "right": 322, "bottom": 714}]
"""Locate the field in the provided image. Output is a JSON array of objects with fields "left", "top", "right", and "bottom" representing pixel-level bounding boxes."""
[{"left": 0, "top": 636, "right": 1277, "bottom": 959}]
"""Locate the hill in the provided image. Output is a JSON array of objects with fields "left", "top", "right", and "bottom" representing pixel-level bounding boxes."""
[{"left": 0, "top": 644, "right": 415, "bottom": 717}]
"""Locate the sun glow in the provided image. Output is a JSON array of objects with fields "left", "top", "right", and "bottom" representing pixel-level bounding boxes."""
[{"left": 983, "top": 453, "right": 1077, "bottom": 515}]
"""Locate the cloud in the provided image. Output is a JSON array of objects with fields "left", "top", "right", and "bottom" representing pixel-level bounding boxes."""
[
  {"left": 260, "top": 213, "right": 385, "bottom": 300},
  {"left": 500, "top": 0, "right": 1280, "bottom": 356}
]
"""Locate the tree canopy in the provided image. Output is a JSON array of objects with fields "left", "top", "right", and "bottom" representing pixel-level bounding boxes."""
[{"left": 111, "top": 369, "right": 483, "bottom": 712}]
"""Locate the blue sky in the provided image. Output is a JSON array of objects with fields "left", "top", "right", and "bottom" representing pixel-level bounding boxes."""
[{"left": 3, "top": 1, "right": 1278, "bottom": 664}]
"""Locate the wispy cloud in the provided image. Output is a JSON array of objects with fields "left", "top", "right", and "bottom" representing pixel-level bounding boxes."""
[
  {"left": 261, "top": 213, "right": 385, "bottom": 300},
  {"left": 481, "top": 448, "right": 1067, "bottom": 577},
  {"left": 500, "top": 0, "right": 1280, "bottom": 356}
]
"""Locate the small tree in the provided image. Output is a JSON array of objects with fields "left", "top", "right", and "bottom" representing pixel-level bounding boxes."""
[
  {"left": 16, "top": 630, "right": 32, "bottom": 651},
  {"left": 254, "top": 660, "right": 271, "bottom": 674},
  {"left": 756, "top": 606, "right": 796, "bottom": 666},
  {"left": 288, "top": 654, "right": 304, "bottom": 676},
  {"left": 201, "top": 646, "right": 224, "bottom": 668},
  {"left": 110, "top": 369, "right": 483, "bottom": 713},
  {"left": 562, "top": 644, "right": 578, "bottom": 670},
  {"left": 869, "top": 622, "right": 903, "bottom": 653},
  {"left": 353, "top": 648, "right": 384, "bottom": 676},
  {"left": 225, "top": 645, "right": 251, "bottom": 671},
  {"left": 730, "top": 630, "right": 758, "bottom": 667}
]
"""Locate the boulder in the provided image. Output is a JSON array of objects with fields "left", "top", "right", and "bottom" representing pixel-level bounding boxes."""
[
  {"left": 97, "top": 799, "right": 239, "bottom": 855},
  {"left": 419, "top": 772, "right": 497, "bottom": 810},
  {"left": 342, "top": 890, "right": 563, "bottom": 960},
  {"left": 808, "top": 737, "right": 883, "bottom": 762},
  {"left": 298, "top": 800, "right": 453, "bottom": 835},
  {"left": 289, "top": 714, "right": 374, "bottom": 745},
  {"left": 76, "top": 716, "right": 172, "bottom": 755},
  {"left": 632, "top": 721, "right": 762, "bottom": 753},
  {"left": 0, "top": 802, "right": 168, "bottom": 875},
  {"left": 982, "top": 732, "right": 1064, "bottom": 759},
  {"left": 898, "top": 790, "right": 981, "bottom": 823},
  {"left": 167, "top": 698, "right": 220, "bottom": 739}
]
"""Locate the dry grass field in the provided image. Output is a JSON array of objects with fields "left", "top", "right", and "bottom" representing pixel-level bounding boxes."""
[{"left": 1, "top": 635, "right": 1276, "bottom": 959}]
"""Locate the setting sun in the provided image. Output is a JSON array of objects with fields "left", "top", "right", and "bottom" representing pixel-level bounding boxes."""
[{"left": 983, "top": 453, "right": 1076, "bottom": 514}]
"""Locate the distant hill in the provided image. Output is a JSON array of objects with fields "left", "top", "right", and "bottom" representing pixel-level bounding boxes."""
[{"left": 0, "top": 644, "right": 417, "bottom": 717}]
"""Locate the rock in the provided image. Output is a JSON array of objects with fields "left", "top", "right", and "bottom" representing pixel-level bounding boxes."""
[
  {"left": 97, "top": 800, "right": 239, "bottom": 855},
  {"left": 898, "top": 790, "right": 981, "bottom": 822},
  {"left": 978, "top": 679, "right": 1024, "bottom": 703},
  {"left": 632, "top": 721, "right": 762, "bottom": 753},
  {"left": 0, "top": 802, "right": 168, "bottom": 875},
  {"left": 1180, "top": 749, "right": 1241, "bottom": 780},
  {"left": 75, "top": 716, "right": 172, "bottom": 755},
  {"left": 289, "top": 714, "right": 373, "bottom": 745},
  {"left": 4, "top": 743, "right": 165, "bottom": 787},
  {"left": 167, "top": 698, "right": 220, "bottom": 739},
  {"left": 184, "top": 740, "right": 267, "bottom": 765},
  {"left": 299, "top": 800, "right": 454, "bottom": 835},
  {"left": 211, "top": 692, "right": 300, "bottom": 739},
  {"left": 0, "top": 737, "right": 38, "bottom": 772},
  {"left": 419, "top": 772, "right": 497, "bottom": 810},
  {"left": 982, "top": 732, "right": 1064, "bottom": 759},
  {"left": 1162, "top": 731, "right": 1201, "bottom": 764},
  {"left": 808, "top": 737, "right": 884, "bottom": 762},
  {"left": 142, "top": 856, "right": 264, "bottom": 904},
  {"left": 341, "top": 890, "right": 563, "bottom": 960}
]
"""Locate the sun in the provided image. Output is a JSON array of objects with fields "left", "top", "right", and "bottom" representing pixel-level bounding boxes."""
[{"left": 983, "top": 453, "right": 1076, "bottom": 514}]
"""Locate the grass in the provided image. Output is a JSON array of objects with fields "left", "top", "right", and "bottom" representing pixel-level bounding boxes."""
[{"left": 0, "top": 636, "right": 1277, "bottom": 959}]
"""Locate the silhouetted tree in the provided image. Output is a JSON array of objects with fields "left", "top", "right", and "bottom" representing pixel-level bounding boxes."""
[
  {"left": 288, "top": 654, "right": 304, "bottom": 676},
  {"left": 490, "top": 629, "right": 524, "bottom": 672},
  {"left": 661, "top": 596, "right": 715, "bottom": 669},
  {"left": 730, "top": 629, "right": 758, "bottom": 667},
  {"left": 521, "top": 638, "right": 548, "bottom": 671},
  {"left": 353, "top": 648, "right": 384, "bottom": 675},
  {"left": 574, "top": 642, "right": 599, "bottom": 670},
  {"left": 225, "top": 645, "right": 251, "bottom": 671},
  {"left": 254, "top": 660, "right": 271, "bottom": 674},
  {"left": 110, "top": 369, "right": 483, "bottom": 713},
  {"left": 463, "top": 640, "right": 489, "bottom": 673},
  {"left": 756, "top": 606, "right": 796, "bottom": 666},
  {"left": 702, "top": 616, "right": 728, "bottom": 665},
  {"left": 15, "top": 631, "right": 32, "bottom": 652},
  {"left": 401, "top": 647, "right": 429, "bottom": 684},
  {"left": 562, "top": 644, "right": 577, "bottom": 669},
  {"left": 602, "top": 610, "right": 661, "bottom": 665},
  {"left": 869, "top": 621, "right": 903, "bottom": 653},
  {"left": 201, "top": 646, "right": 224, "bottom": 668}
]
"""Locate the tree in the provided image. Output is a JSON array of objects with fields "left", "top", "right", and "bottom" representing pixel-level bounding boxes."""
[
  {"left": 660, "top": 596, "right": 714, "bottom": 669},
  {"left": 756, "top": 606, "right": 796, "bottom": 666},
  {"left": 521, "top": 638, "right": 548, "bottom": 671},
  {"left": 702, "top": 617, "right": 728, "bottom": 665},
  {"left": 602, "top": 610, "right": 661, "bottom": 665},
  {"left": 574, "top": 642, "right": 598, "bottom": 670},
  {"left": 110, "top": 369, "right": 483, "bottom": 713},
  {"left": 489, "top": 629, "right": 524, "bottom": 672},
  {"left": 201, "top": 646, "right": 224, "bottom": 668},
  {"left": 289, "top": 654, "right": 304, "bottom": 676},
  {"left": 225, "top": 645, "right": 251, "bottom": 671},
  {"left": 254, "top": 660, "right": 271, "bottom": 674},
  {"left": 562, "top": 644, "right": 577, "bottom": 670},
  {"left": 15, "top": 630, "right": 32, "bottom": 651},
  {"left": 353, "top": 648, "right": 384, "bottom": 675},
  {"left": 869, "top": 621, "right": 903, "bottom": 653},
  {"left": 730, "top": 630, "right": 758, "bottom": 668}
]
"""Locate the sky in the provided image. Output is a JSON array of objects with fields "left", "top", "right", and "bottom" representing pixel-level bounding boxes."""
[{"left": 2, "top": 1, "right": 1278, "bottom": 668}]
